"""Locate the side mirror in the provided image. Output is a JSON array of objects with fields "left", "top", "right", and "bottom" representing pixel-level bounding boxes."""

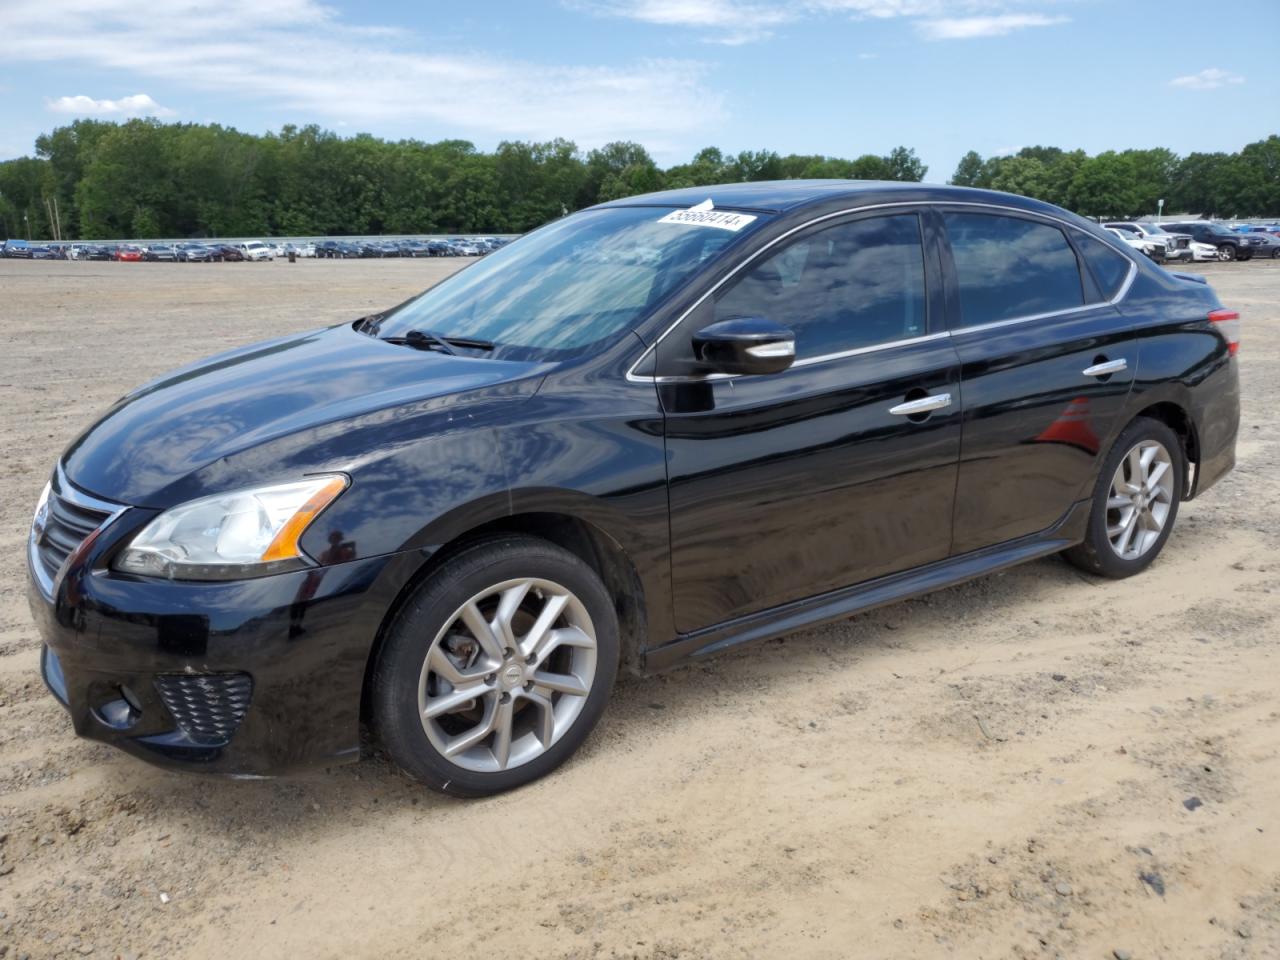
[{"left": 691, "top": 317, "right": 796, "bottom": 376}]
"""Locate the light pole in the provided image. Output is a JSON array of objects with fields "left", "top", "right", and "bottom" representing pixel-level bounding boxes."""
[{"left": 24, "top": 211, "right": 31, "bottom": 241}]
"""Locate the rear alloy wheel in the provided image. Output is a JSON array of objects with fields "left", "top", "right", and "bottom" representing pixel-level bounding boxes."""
[
  {"left": 1064, "top": 417, "right": 1183, "bottom": 578},
  {"left": 372, "top": 535, "right": 618, "bottom": 795},
  {"left": 1103, "top": 440, "right": 1175, "bottom": 562},
  {"left": 1218, "top": 244, "right": 1236, "bottom": 261}
]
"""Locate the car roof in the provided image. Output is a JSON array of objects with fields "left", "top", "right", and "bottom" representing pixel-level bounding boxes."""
[{"left": 593, "top": 179, "right": 1074, "bottom": 218}]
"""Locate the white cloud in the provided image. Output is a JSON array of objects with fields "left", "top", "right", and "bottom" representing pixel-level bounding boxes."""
[
  {"left": 571, "top": 0, "right": 796, "bottom": 44},
  {"left": 576, "top": 1, "right": 1071, "bottom": 44},
  {"left": 1169, "top": 67, "right": 1245, "bottom": 91},
  {"left": 0, "top": 0, "right": 724, "bottom": 153},
  {"left": 916, "top": 13, "right": 1068, "bottom": 40},
  {"left": 46, "top": 93, "right": 175, "bottom": 117}
]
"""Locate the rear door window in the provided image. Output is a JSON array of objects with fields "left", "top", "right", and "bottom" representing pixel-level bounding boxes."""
[
  {"left": 943, "top": 212, "right": 1085, "bottom": 328},
  {"left": 1075, "top": 233, "right": 1133, "bottom": 301}
]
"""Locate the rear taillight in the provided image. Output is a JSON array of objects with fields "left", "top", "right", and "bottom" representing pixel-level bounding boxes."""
[{"left": 1209, "top": 309, "right": 1240, "bottom": 356}]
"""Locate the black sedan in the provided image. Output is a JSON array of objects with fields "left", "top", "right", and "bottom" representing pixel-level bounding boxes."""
[{"left": 30, "top": 182, "right": 1240, "bottom": 796}]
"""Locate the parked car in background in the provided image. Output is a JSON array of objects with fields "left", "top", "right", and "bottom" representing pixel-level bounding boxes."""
[
  {"left": 236, "top": 241, "right": 273, "bottom": 261},
  {"left": 115, "top": 245, "right": 144, "bottom": 262},
  {"left": 212, "top": 244, "right": 244, "bottom": 262},
  {"left": 1159, "top": 221, "right": 1261, "bottom": 261},
  {"left": 316, "top": 240, "right": 360, "bottom": 259},
  {"left": 1104, "top": 222, "right": 1192, "bottom": 262},
  {"left": 29, "top": 245, "right": 55, "bottom": 260},
  {"left": 144, "top": 244, "right": 177, "bottom": 262},
  {"left": 29, "top": 181, "right": 1242, "bottom": 796},
  {"left": 83, "top": 245, "right": 112, "bottom": 261},
  {"left": 1248, "top": 232, "right": 1280, "bottom": 258},
  {"left": 1105, "top": 227, "right": 1165, "bottom": 261},
  {"left": 176, "top": 243, "right": 216, "bottom": 262},
  {"left": 2, "top": 239, "right": 32, "bottom": 258},
  {"left": 1106, "top": 227, "right": 1161, "bottom": 260}
]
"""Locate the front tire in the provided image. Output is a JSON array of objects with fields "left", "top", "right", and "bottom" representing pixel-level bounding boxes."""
[
  {"left": 372, "top": 535, "right": 619, "bottom": 796},
  {"left": 1218, "top": 244, "right": 1236, "bottom": 261},
  {"left": 1064, "top": 417, "right": 1183, "bottom": 579}
]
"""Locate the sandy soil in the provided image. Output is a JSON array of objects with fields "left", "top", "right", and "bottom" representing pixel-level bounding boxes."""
[{"left": 0, "top": 256, "right": 1277, "bottom": 960}]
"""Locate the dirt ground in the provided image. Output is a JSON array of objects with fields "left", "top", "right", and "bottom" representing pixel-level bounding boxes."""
[{"left": 0, "top": 255, "right": 1277, "bottom": 960}]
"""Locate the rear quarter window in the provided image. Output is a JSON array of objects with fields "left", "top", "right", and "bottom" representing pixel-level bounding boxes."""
[
  {"left": 943, "top": 212, "right": 1085, "bottom": 328},
  {"left": 1075, "top": 233, "right": 1133, "bottom": 301}
]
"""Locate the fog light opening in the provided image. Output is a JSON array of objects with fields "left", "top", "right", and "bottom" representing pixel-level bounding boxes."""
[{"left": 92, "top": 684, "right": 143, "bottom": 731}]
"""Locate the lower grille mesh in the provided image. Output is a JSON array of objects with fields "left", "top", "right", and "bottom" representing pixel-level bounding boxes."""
[{"left": 154, "top": 673, "right": 253, "bottom": 745}]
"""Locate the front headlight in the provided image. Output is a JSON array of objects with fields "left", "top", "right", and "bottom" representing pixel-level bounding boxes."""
[{"left": 113, "top": 475, "right": 348, "bottom": 581}]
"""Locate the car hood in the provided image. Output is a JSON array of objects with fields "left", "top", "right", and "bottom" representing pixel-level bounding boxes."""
[{"left": 62, "top": 322, "right": 544, "bottom": 507}]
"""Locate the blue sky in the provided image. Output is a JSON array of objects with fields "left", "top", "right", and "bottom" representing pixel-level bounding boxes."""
[{"left": 1, "top": 1, "right": 1274, "bottom": 180}]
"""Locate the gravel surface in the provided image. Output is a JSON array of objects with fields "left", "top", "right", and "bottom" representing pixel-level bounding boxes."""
[{"left": 0, "top": 256, "right": 1277, "bottom": 960}]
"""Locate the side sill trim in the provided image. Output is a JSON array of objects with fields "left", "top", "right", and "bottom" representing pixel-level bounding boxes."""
[{"left": 639, "top": 499, "right": 1090, "bottom": 674}]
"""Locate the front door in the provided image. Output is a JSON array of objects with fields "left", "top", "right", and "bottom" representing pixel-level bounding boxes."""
[{"left": 658, "top": 210, "right": 963, "bottom": 633}]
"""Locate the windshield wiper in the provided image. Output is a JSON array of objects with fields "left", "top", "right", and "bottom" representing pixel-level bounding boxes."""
[{"left": 382, "top": 329, "right": 495, "bottom": 354}]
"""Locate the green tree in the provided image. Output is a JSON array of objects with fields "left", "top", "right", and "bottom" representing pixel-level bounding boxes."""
[{"left": 951, "top": 150, "right": 985, "bottom": 186}]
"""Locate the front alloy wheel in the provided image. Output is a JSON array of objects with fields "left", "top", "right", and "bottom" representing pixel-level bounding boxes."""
[
  {"left": 418, "top": 577, "right": 597, "bottom": 772},
  {"left": 1218, "top": 244, "right": 1236, "bottom": 261},
  {"left": 373, "top": 535, "right": 619, "bottom": 795}
]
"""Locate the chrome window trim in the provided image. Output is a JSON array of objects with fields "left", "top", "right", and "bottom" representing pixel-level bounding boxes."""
[
  {"left": 626, "top": 199, "right": 1138, "bottom": 384},
  {"left": 789, "top": 330, "right": 950, "bottom": 368}
]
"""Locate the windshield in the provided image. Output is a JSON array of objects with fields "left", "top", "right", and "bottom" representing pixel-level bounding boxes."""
[
  {"left": 1141, "top": 223, "right": 1170, "bottom": 235},
  {"left": 366, "top": 205, "right": 767, "bottom": 361}
]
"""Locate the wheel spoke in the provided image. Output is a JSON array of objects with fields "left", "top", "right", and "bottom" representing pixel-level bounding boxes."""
[
  {"left": 427, "top": 644, "right": 487, "bottom": 687},
  {"left": 533, "top": 669, "right": 589, "bottom": 697},
  {"left": 458, "top": 601, "right": 505, "bottom": 660},
  {"left": 1149, "top": 501, "right": 1170, "bottom": 531},
  {"left": 1115, "top": 512, "right": 1139, "bottom": 556},
  {"left": 521, "top": 689, "right": 556, "bottom": 747},
  {"left": 1145, "top": 459, "right": 1170, "bottom": 493},
  {"left": 535, "top": 624, "right": 595, "bottom": 661},
  {"left": 519, "top": 591, "right": 569, "bottom": 659},
  {"left": 490, "top": 697, "right": 515, "bottom": 769},
  {"left": 1127, "top": 447, "right": 1145, "bottom": 486},
  {"left": 423, "top": 682, "right": 487, "bottom": 719},
  {"left": 493, "top": 582, "right": 533, "bottom": 650},
  {"left": 1107, "top": 494, "right": 1132, "bottom": 510},
  {"left": 442, "top": 697, "right": 498, "bottom": 757}
]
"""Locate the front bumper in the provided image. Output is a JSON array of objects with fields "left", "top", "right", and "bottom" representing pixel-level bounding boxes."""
[{"left": 28, "top": 478, "right": 426, "bottom": 776}]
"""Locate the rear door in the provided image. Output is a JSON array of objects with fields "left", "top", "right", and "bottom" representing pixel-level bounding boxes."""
[{"left": 940, "top": 209, "right": 1137, "bottom": 553}]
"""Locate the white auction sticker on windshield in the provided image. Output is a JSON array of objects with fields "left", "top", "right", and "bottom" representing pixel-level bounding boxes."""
[{"left": 657, "top": 208, "right": 757, "bottom": 231}]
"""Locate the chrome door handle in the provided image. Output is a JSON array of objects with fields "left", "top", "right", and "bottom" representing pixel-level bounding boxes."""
[
  {"left": 889, "top": 393, "right": 952, "bottom": 416},
  {"left": 1082, "top": 358, "right": 1127, "bottom": 377}
]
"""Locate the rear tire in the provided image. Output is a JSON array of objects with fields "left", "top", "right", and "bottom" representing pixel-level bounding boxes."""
[
  {"left": 1063, "top": 417, "right": 1184, "bottom": 579},
  {"left": 372, "top": 535, "right": 619, "bottom": 796}
]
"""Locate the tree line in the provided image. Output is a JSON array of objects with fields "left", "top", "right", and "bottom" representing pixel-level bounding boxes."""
[
  {"left": 0, "top": 119, "right": 926, "bottom": 240},
  {"left": 0, "top": 118, "right": 1275, "bottom": 241},
  {"left": 951, "top": 137, "right": 1280, "bottom": 220}
]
